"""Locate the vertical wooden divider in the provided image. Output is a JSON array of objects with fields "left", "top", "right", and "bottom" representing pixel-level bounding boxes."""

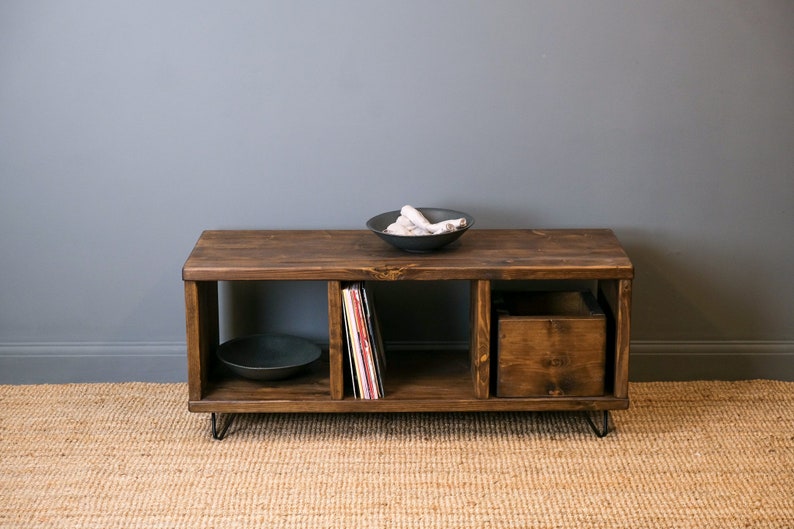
[
  {"left": 470, "top": 279, "right": 491, "bottom": 399},
  {"left": 327, "top": 280, "right": 345, "bottom": 399}
]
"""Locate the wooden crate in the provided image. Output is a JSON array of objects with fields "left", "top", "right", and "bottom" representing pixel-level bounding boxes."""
[{"left": 494, "top": 291, "right": 606, "bottom": 397}]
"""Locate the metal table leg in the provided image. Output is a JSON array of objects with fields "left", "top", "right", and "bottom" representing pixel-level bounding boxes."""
[
  {"left": 584, "top": 410, "right": 610, "bottom": 438},
  {"left": 211, "top": 413, "right": 236, "bottom": 441}
]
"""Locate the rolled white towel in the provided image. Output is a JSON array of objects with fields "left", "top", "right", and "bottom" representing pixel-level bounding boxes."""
[
  {"left": 385, "top": 206, "right": 468, "bottom": 236},
  {"left": 400, "top": 205, "right": 433, "bottom": 232},
  {"left": 384, "top": 222, "right": 412, "bottom": 235}
]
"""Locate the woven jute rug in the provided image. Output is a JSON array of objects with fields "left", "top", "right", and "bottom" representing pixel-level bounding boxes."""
[{"left": 1, "top": 380, "right": 792, "bottom": 528}]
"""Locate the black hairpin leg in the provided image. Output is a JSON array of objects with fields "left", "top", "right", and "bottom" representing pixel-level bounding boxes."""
[
  {"left": 211, "top": 413, "right": 236, "bottom": 440},
  {"left": 584, "top": 410, "right": 610, "bottom": 438}
]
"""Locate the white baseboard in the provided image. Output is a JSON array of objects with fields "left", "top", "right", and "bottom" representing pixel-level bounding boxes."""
[
  {"left": 629, "top": 340, "right": 794, "bottom": 381},
  {"left": 1, "top": 340, "right": 793, "bottom": 384},
  {"left": 0, "top": 342, "right": 187, "bottom": 384}
]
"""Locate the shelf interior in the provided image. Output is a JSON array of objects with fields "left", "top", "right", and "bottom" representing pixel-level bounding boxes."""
[{"left": 202, "top": 349, "right": 474, "bottom": 403}]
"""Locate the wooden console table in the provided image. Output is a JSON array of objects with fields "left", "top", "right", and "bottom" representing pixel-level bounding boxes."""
[{"left": 183, "top": 229, "right": 633, "bottom": 439}]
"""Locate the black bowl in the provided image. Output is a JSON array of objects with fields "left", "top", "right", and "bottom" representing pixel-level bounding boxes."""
[
  {"left": 216, "top": 333, "right": 321, "bottom": 381},
  {"left": 366, "top": 207, "right": 474, "bottom": 252}
]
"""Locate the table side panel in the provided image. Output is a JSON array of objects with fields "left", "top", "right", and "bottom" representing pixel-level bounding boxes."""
[
  {"left": 184, "top": 281, "right": 218, "bottom": 401},
  {"left": 614, "top": 279, "right": 632, "bottom": 399},
  {"left": 598, "top": 279, "right": 632, "bottom": 399}
]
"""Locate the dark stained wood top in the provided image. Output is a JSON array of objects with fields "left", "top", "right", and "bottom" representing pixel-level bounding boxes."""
[{"left": 182, "top": 229, "right": 634, "bottom": 281}]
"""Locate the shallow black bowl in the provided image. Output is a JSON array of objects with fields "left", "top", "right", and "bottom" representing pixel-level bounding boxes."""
[
  {"left": 366, "top": 207, "right": 474, "bottom": 252},
  {"left": 216, "top": 333, "right": 321, "bottom": 381}
]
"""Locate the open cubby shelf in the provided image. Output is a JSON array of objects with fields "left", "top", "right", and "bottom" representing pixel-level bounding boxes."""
[{"left": 183, "top": 229, "right": 633, "bottom": 433}]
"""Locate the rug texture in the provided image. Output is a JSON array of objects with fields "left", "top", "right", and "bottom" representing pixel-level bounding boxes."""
[{"left": 1, "top": 380, "right": 792, "bottom": 528}]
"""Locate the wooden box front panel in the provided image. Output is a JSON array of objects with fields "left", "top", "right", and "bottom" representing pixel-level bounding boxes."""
[{"left": 495, "top": 291, "right": 606, "bottom": 397}]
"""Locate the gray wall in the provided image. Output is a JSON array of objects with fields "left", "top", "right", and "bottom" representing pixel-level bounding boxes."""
[{"left": 1, "top": 1, "right": 792, "bottom": 383}]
